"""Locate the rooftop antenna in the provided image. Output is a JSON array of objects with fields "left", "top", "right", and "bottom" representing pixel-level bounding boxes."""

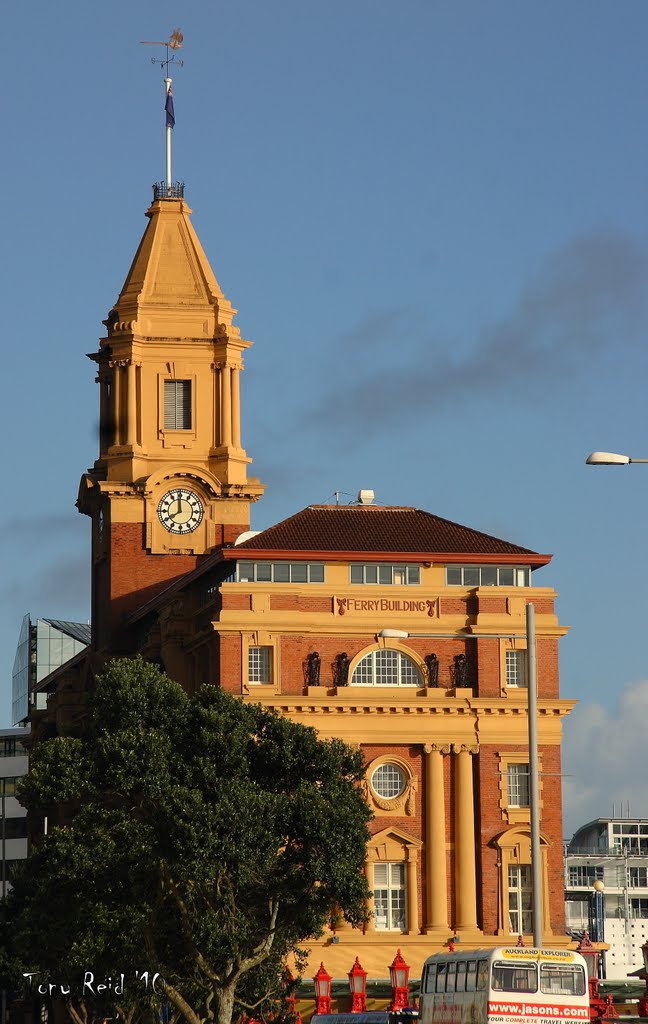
[{"left": 141, "top": 29, "right": 184, "bottom": 193}]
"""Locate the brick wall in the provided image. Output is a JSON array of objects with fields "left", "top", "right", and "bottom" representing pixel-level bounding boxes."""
[
  {"left": 477, "top": 742, "right": 565, "bottom": 936},
  {"left": 105, "top": 523, "right": 200, "bottom": 648},
  {"left": 363, "top": 743, "right": 425, "bottom": 930}
]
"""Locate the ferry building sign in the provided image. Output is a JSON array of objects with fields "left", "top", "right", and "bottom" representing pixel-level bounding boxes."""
[{"left": 336, "top": 597, "right": 436, "bottom": 616}]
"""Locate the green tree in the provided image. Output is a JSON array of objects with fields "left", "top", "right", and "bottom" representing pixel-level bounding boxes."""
[{"left": 6, "top": 658, "right": 371, "bottom": 1024}]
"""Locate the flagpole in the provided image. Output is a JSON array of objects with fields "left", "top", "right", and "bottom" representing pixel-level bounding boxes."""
[{"left": 164, "top": 77, "right": 173, "bottom": 188}]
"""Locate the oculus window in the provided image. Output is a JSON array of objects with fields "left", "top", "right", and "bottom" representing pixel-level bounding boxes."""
[{"left": 371, "top": 763, "right": 406, "bottom": 799}]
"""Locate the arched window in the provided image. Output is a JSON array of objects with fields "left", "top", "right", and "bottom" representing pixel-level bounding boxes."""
[{"left": 351, "top": 649, "right": 422, "bottom": 686}]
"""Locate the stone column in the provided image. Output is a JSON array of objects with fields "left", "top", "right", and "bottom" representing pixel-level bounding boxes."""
[
  {"left": 111, "top": 361, "right": 122, "bottom": 446},
  {"left": 212, "top": 363, "right": 221, "bottom": 447},
  {"left": 231, "top": 366, "right": 241, "bottom": 448},
  {"left": 98, "top": 374, "right": 109, "bottom": 453},
  {"left": 125, "top": 360, "right": 137, "bottom": 446},
  {"left": 221, "top": 365, "right": 232, "bottom": 446},
  {"left": 424, "top": 743, "right": 450, "bottom": 932},
  {"left": 454, "top": 743, "right": 479, "bottom": 931},
  {"left": 406, "top": 847, "right": 420, "bottom": 934}
]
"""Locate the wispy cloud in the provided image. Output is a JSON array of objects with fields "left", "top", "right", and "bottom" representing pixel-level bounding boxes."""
[
  {"left": 562, "top": 679, "right": 648, "bottom": 838},
  {"left": 0, "top": 553, "right": 89, "bottom": 615},
  {"left": 0, "top": 514, "right": 85, "bottom": 545},
  {"left": 307, "top": 228, "right": 648, "bottom": 434}
]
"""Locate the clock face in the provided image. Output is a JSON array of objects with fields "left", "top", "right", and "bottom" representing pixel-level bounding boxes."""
[{"left": 157, "top": 488, "right": 204, "bottom": 534}]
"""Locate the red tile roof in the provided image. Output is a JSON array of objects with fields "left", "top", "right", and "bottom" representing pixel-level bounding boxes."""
[
  {"left": 126, "top": 504, "right": 550, "bottom": 626},
  {"left": 234, "top": 505, "right": 548, "bottom": 561}
]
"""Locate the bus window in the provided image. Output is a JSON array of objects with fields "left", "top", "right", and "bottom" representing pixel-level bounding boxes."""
[
  {"left": 424, "top": 964, "right": 437, "bottom": 993},
  {"left": 436, "top": 964, "right": 447, "bottom": 993},
  {"left": 466, "top": 961, "right": 477, "bottom": 992},
  {"left": 456, "top": 962, "right": 466, "bottom": 993},
  {"left": 491, "top": 961, "right": 537, "bottom": 994},
  {"left": 540, "top": 964, "right": 586, "bottom": 996},
  {"left": 476, "top": 961, "right": 487, "bottom": 992},
  {"left": 446, "top": 963, "right": 456, "bottom": 993}
]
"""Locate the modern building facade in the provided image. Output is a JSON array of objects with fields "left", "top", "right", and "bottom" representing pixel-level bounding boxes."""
[
  {"left": 0, "top": 727, "right": 29, "bottom": 895},
  {"left": 12, "top": 615, "right": 91, "bottom": 724},
  {"left": 565, "top": 817, "right": 648, "bottom": 978},
  {"left": 34, "top": 184, "right": 577, "bottom": 978}
]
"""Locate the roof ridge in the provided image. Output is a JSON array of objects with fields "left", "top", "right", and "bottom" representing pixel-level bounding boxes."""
[{"left": 307, "top": 504, "right": 416, "bottom": 511}]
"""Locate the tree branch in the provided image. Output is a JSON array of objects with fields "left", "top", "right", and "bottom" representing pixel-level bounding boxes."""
[
  {"left": 162, "top": 980, "right": 204, "bottom": 1024},
  {"left": 160, "top": 862, "right": 223, "bottom": 985},
  {"left": 234, "top": 899, "right": 280, "bottom": 978},
  {"left": 64, "top": 996, "right": 88, "bottom": 1024}
]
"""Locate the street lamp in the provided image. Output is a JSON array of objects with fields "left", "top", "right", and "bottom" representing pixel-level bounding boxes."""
[
  {"left": 389, "top": 950, "right": 411, "bottom": 1011},
  {"left": 591, "top": 881, "right": 605, "bottom": 938},
  {"left": 586, "top": 451, "right": 648, "bottom": 465},
  {"left": 590, "top": 881, "right": 606, "bottom": 979},
  {"left": 313, "top": 963, "right": 332, "bottom": 1015},
  {"left": 348, "top": 957, "right": 368, "bottom": 1013}
]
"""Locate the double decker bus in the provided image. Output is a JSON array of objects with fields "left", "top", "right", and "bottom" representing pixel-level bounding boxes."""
[{"left": 419, "top": 947, "right": 589, "bottom": 1024}]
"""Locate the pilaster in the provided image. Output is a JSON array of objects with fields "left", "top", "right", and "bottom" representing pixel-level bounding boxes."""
[{"left": 424, "top": 743, "right": 450, "bottom": 933}]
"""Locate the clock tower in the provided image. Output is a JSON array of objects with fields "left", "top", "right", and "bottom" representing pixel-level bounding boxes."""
[{"left": 78, "top": 186, "right": 264, "bottom": 652}]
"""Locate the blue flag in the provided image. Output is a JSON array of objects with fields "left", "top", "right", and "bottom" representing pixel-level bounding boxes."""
[{"left": 165, "top": 87, "right": 175, "bottom": 129}]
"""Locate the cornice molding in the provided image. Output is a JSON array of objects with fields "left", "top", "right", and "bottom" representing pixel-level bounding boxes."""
[{"left": 240, "top": 696, "right": 576, "bottom": 718}]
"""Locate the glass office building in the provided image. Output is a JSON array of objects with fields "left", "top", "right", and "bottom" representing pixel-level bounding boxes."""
[{"left": 12, "top": 615, "right": 91, "bottom": 724}]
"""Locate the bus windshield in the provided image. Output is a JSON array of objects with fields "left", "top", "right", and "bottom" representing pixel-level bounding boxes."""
[
  {"left": 540, "top": 964, "right": 586, "bottom": 996},
  {"left": 491, "top": 961, "right": 538, "bottom": 993}
]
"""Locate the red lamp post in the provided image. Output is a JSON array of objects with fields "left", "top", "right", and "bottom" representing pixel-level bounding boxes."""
[
  {"left": 284, "top": 968, "right": 302, "bottom": 1024},
  {"left": 348, "top": 957, "right": 368, "bottom": 1013},
  {"left": 314, "top": 963, "right": 332, "bottom": 1015},
  {"left": 576, "top": 932, "right": 616, "bottom": 1022},
  {"left": 638, "top": 940, "right": 648, "bottom": 1018},
  {"left": 389, "top": 950, "right": 411, "bottom": 1011}
]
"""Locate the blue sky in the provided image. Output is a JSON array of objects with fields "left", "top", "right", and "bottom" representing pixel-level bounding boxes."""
[{"left": 2, "top": 0, "right": 648, "bottom": 837}]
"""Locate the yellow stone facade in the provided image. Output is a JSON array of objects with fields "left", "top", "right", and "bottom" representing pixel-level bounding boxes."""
[{"left": 38, "top": 191, "right": 578, "bottom": 986}]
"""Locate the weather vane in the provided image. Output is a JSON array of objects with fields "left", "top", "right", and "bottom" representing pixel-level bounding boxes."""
[{"left": 140, "top": 29, "right": 184, "bottom": 193}]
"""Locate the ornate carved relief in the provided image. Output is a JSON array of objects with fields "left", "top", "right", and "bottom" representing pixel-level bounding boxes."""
[
  {"left": 452, "top": 743, "right": 479, "bottom": 755},
  {"left": 364, "top": 756, "right": 417, "bottom": 816}
]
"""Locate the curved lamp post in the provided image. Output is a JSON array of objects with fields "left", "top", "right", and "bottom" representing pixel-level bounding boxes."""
[{"left": 586, "top": 451, "right": 648, "bottom": 465}]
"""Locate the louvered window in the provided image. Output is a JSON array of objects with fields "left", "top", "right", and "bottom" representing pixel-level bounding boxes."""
[{"left": 164, "top": 380, "right": 191, "bottom": 429}]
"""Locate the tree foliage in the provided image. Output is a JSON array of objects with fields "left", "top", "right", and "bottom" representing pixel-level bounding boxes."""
[{"left": 4, "top": 658, "right": 371, "bottom": 1024}]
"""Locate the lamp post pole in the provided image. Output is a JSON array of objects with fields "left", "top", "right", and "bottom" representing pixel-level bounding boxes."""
[
  {"left": 1, "top": 776, "right": 6, "bottom": 1024},
  {"left": 526, "top": 603, "right": 543, "bottom": 948},
  {"left": 591, "top": 881, "right": 606, "bottom": 979}
]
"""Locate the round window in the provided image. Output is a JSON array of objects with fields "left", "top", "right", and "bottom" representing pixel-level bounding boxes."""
[{"left": 371, "top": 763, "right": 406, "bottom": 799}]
